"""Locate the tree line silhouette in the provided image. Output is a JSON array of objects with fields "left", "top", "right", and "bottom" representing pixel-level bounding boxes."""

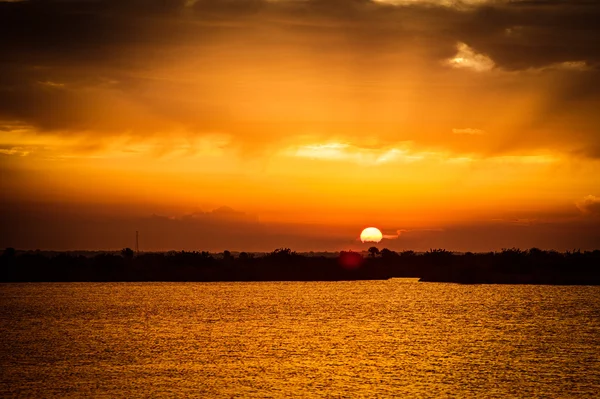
[{"left": 1, "top": 247, "right": 599, "bottom": 284}]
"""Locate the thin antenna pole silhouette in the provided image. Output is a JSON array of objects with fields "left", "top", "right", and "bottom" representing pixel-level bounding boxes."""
[{"left": 135, "top": 231, "right": 139, "bottom": 254}]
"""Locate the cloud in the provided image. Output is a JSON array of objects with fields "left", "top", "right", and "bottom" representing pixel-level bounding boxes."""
[
  {"left": 290, "top": 142, "right": 427, "bottom": 164},
  {"left": 526, "top": 61, "right": 591, "bottom": 74},
  {"left": 0, "top": 202, "right": 356, "bottom": 252},
  {"left": 3, "top": 200, "right": 598, "bottom": 252},
  {"left": 576, "top": 195, "right": 600, "bottom": 217},
  {"left": 446, "top": 42, "right": 495, "bottom": 72},
  {"left": 452, "top": 128, "right": 485, "bottom": 135},
  {"left": 37, "top": 80, "right": 65, "bottom": 88},
  {"left": 1, "top": 0, "right": 600, "bottom": 159},
  {"left": 547, "top": 61, "right": 590, "bottom": 72},
  {"left": 0, "top": 146, "right": 29, "bottom": 156},
  {"left": 382, "top": 230, "right": 403, "bottom": 240}
]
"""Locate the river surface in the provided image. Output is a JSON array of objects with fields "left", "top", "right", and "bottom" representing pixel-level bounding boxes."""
[{"left": 1, "top": 281, "right": 599, "bottom": 397}]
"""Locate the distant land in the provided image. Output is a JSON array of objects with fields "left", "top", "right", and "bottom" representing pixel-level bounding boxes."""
[{"left": 2, "top": 247, "right": 599, "bottom": 285}]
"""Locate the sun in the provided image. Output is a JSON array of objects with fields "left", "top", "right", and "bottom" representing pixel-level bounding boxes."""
[{"left": 360, "top": 227, "right": 383, "bottom": 243}]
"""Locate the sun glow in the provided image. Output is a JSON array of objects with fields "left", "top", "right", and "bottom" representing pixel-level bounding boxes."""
[{"left": 360, "top": 227, "right": 383, "bottom": 243}]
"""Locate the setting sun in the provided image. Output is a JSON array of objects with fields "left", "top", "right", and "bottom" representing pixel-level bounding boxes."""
[
  {"left": 1, "top": 0, "right": 599, "bottom": 254},
  {"left": 360, "top": 227, "right": 383, "bottom": 243},
  {"left": 1, "top": 1, "right": 600, "bottom": 397}
]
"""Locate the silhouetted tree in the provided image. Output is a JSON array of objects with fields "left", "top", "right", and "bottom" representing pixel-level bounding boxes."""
[
  {"left": 2, "top": 247, "right": 599, "bottom": 284},
  {"left": 3, "top": 247, "right": 16, "bottom": 258},
  {"left": 527, "top": 247, "right": 544, "bottom": 257},
  {"left": 368, "top": 247, "right": 380, "bottom": 258},
  {"left": 500, "top": 248, "right": 524, "bottom": 257},
  {"left": 269, "top": 248, "right": 296, "bottom": 257},
  {"left": 425, "top": 248, "right": 453, "bottom": 256},
  {"left": 121, "top": 248, "right": 134, "bottom": 259},
  {"left": 380, "top": 248, "right": 398, "bottom": 259}
]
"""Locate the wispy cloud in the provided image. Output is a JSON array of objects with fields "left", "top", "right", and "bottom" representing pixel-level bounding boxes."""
[
  {"left": 373, "top": 0, "right": 499, "bottom": 8},
  {"left": 446, "top": 43, "right": 589, "bottom": 75},
  {"left": 37, "top": 81, "right": 65, "bottom": 88},
  {"left": 0, "top": 146, "right": 29, "bottom": 156},
  {"left": 452, "top": 128, "right": 485, "bottom": 135},
  {"left": 446, "top": 42, "right": 495, "bottom": 72},
  {"left": 0, "top": 124, "right": 233, "bottom": 160},
  {"left": 290, "top": 142, "right": 427, "bottom": 165},
  {"left": 487, "top": 155, "right": 557, "bottom": 164},
  {"left": 526, "top": 61, "right": 590, "bottom": 74},
  {"left": 576, "top": 195, "right": 600, "bottom": 216}
]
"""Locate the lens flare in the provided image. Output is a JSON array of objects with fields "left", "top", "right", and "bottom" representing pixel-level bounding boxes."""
[{"left": 338, "top": 251, "right": 364, "bottom": 269}]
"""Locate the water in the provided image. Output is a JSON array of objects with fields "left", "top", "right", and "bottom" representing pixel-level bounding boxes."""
[{"left": 1, "top": 280, "right": 599, "bottom": 397}]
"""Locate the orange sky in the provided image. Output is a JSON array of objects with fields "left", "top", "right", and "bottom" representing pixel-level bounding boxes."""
[{"left": 1, "top": 0, "right": 599, "bottom": 251}]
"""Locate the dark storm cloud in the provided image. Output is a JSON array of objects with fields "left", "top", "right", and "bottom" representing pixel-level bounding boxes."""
[
  {"left": 456, "top": 0, "right": 600, "bottom": 70},
  {"left": 3, "top": 0, "right": 599, "bottom": 68},
  {"left": 1, "top": 0, "right": 600, "bottom": 138}
]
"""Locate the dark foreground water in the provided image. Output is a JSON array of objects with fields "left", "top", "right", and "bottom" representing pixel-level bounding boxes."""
[{"left": 1, "top": 281, "right": 599, "bottom": 397}]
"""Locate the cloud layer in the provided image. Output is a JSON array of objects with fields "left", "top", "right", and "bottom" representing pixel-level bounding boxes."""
[
  {"left": 2, "top": 0, "right": 600, "bottom": 250},
  {"left": 1, "top": 0, "right": 599, "bottom": 158}
]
